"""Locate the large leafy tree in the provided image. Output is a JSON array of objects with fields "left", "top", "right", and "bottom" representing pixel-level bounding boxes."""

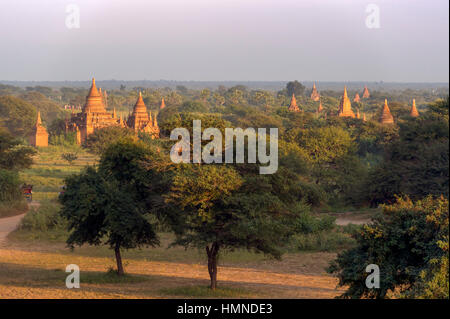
[
  {"left": 83, "top": 126, "right": 136, "bottom": 154},
  {"left": 59, "top": 140, "right": 160, "bottom": 275},
  {"left": 164, "top": 164, "right": 308, "bottom": 289},
  {"left": 328, "top": 196, "right": 449, "bottom": 299},
  {"left": 0, "top": 129, "right": 36, "bottom": 202},
  {"left": 0, "top": 96, "right": 36, "bottom": 137},
  {"left": 286, "top": 80, "right": 305, "bottom": 97}
]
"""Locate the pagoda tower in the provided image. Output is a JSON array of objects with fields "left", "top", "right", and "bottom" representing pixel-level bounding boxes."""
[
  {"left": 338, "top": 87, "right": 355, "bottom": 118},
  {"left": 66, "top": 78, "right": 120, "bottom": 143},
  {"left": 29, "top": 111, "right": 48, "bottom": 147},
  {"left": 362, "top": 85, "right": 370, "bottom": 99},
  {"left": 310, "top": 83, "right": 320, "bottom": 101},
  {"left": 288, "top": 94, "right": 300, "bottom": 112},
  {"left": 317, "top": 100, "right": 323, "bottom": 113},
  {"left": 410, "top": 99, "right": 419, "bottom": 117},
  {"left": 356, "top": 109, "right": 361, "bottom": 119},
  {"left": 83, "top": 78, "right": 106, "bottom": 113},
  {"left": 160, "top": 98, "right": 166, "bottom": 110},
  {"left": 379, "top": 99, "right": 394, "bottom": 124},
  {"left": 127, "top": 92, "right": 160, "bottom": 137},
  {"left": 354, "top": 93, "right": 361, "bottom": 103},
  {"left": 362, "top": 113, "right": 367, "bottom": 122}
]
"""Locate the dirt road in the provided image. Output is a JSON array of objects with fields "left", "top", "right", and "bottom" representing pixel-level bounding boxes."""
[
  {"left": 0, "top": 213, "right": 26, "bottom": 245},
  {"left": 0, "top": 202, "right": 38, "bottom": 246}
]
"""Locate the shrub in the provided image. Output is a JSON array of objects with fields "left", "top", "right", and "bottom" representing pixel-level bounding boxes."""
[
  {"left": 18, "top": 200, "right": 67, "bottom": 233},
  {"left": 328, "top": 196, "right": 449, "bottom": 299}
]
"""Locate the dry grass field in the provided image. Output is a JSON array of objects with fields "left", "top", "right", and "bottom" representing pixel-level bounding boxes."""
[{"left": 0, "top": 233, "right": 344, "bottom": 299}]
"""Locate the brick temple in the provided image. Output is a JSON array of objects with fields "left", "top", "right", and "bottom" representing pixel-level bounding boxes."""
[{"left": 65, "top": 78, "right": 159, "bottom": 144}]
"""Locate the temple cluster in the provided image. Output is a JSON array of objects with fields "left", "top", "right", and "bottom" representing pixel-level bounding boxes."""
[
  {"left": 29, "top": 78, "right": 161, "bottom": 147},
  {"left": 288, "top": 84, "right": 420, "bottom": 125},
  {"left": 28, "top": 81, "right": 421, "bottom": 148}
]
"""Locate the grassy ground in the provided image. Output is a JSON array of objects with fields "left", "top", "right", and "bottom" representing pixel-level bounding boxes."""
[
  {"left": 1, "top": 233, "right": 343, "bottom": 298},
  {"left": 19, "top": 145, "right": 97, "bottom": 201}
]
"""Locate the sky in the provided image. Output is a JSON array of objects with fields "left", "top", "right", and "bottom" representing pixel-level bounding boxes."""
[{"left": 0, "top": 0, "right": 448, "bottom": 82}]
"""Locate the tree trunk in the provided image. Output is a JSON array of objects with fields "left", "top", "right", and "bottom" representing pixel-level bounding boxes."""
[
  {"left": 114, "top": 244, "right": 124, "bottom": 276},
  {"left": 206, "top": 242, "right": 220, "bottom": 290}
]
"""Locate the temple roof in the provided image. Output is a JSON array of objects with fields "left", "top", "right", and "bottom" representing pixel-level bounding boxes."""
[
  {"left": 288, "top": 93, "right": 300, "bottom": 112},
  {"left": 317, "top": 100, "right": 323, "bottom": 112},
  {"left": 362, "top": 85, "right": 370, "bottom": 98},
  {"left": 83, "top": 78, "right": 106, "bottom": 113},
  {"left": 310, "top": 83, "right": 320, "bottom": 101},
  {"left": 36, "top": 111, "right": 42, "bottom": 126},
  {"left": 133, "top": 91, "right": 148, "bottom": 114},
  {"left": 379, "top": 99, "right": 394, "bottom": 124},
  {"left": 410, "top": 99, "right": 419, "bottom": 117},
  {"left": 338, "top": 86, "right": 355, "bottom": 118}
]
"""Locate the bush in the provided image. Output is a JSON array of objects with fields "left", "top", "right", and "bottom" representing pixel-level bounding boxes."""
[
  {"left": 328, "top": 196, "right": 449, "bottom": 299},
  {"left": 83, "top": 126, "right": 136, "bottom": 154},
  {"left": 18, "top": 200, "right": 67, "bottom": 233},
  {"left": 0, "top": 169, "right": 22, "bottom": 202}
]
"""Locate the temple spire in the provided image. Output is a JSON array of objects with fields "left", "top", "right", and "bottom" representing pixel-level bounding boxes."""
[
  {"left": 362, "top": 85, "right": 370, "bottom": 99},
  {"left": 288, "top": 93, "right": 300, "bottom": 112},
  {"left": 379, "top": 99, "right": 394, "bottom": 124},
  {"left": 317, "top": 100, "right": 323, "bottom": 113},
  {"left": 84, "top": 77, "right": 106, "bottom": 113},
  {"left": 36, "top": 111, "right": 42, "bottom": 126},
  {"left": 160, "top": 98, "right": 166, "bottom": 109},
  {"left": 310, "top": 83, "right": 320, "bottom": 101},
  {"left": 338, "top": 86, "right": 355, "bottom": 118},
  {"left": 410, "top": 99, "right": 419, "bottom": 117}
]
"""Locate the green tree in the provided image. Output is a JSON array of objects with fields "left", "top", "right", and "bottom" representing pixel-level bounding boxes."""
[
  {"left": 61, "top": 152, "right": 78, "bottom": 165},
  {"left": 286, "top": 80, "right": 305, "bottom": 97},
  {"left": 0, "top": 96, "right": 37, "bottom": 136},
  {"left": 83, "top": 126, "right": 136, "bottom": 154},
  {"left": 165, "top": 164, "right": 309, "bottom": 289},
  {"left": 366, "top": 98, "right": 449, "bottom": 205},
  {"left": 328, "top": 196, "right": 449, "bottom": 299},
  {"left": 59, "top": 140, "right": 160, "bottom": 275}
]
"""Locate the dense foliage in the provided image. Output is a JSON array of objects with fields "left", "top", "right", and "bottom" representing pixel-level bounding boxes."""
[{"left": 328, "top": 196, "right": 449, "bottom": 299}]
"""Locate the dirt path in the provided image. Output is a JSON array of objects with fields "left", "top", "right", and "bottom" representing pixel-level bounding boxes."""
[
  {"left": 0, "top": 202, "right": 38, "bottom": 246},
  {"left": 0, "top": 213, "right": 26, "bottom": 245}
]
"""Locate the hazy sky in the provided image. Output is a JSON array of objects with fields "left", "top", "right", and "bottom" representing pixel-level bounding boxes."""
[{"left": 0, "top": 0, "right": 448, "bottom": 82}]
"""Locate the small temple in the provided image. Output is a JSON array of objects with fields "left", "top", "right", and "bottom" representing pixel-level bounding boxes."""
[
  {"left": 317, "top": 100, "right": 323, "bottom": 113},
  {"left": 362, "top": 85, "right": 370, "bottom": 99},
  {"left": 410, "top": 99, "right": 419, "bottom": 117},
  {"left": 288, "top": 93, "right": 300, "bottom": 112},
  {"left": 379, "top": 99, "right": 394, "bottom": 124},
  {"left": 127, "top": 92, "right": 160, "bottom": 137},
  {"left": 160, "top": 98, "right": 166, "bottom": 110},
  {"left": 338, "top": 87, "right": 355, "bottom": 118},
  {"left": 310, "top": 83, "right": 320, "bottom": 101},
  {"left": 353, "top": 93, "right": 361, "bottom": 103},
  {"left": 66, "top": 78, "right": 159, "bottom": 144},
  {"left": 29, "top": 111, "right": 48, "bottom": 147}
]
